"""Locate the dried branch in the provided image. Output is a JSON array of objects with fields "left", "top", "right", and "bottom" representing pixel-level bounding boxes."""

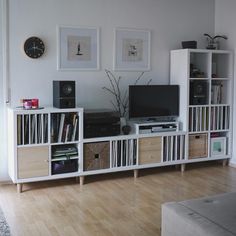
[{"left": 103, "top": 70, "right": 149, "bottom": 117}]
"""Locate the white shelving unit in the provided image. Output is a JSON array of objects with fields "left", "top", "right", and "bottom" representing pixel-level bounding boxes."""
[
  {"left": 8, "top": 50, "right": 233, "bottom": 192},
  {"left": 8, "top": 107, "right": 188, "bottom": 192},
  {"left": 170, "top": 49, "right": 233, "bottom": 161},
  {"left": 8, "top": 107, "right": 84, "bottom": 192}
]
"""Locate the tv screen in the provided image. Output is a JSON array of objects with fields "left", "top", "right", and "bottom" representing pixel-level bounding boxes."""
[{"left": 129, "top": 85, "right": 179, "bottom": 119}]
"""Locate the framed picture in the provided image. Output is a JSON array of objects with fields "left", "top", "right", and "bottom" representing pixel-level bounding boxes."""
[
  {"left": 210, "top": 137, "right": 226, "bottom": 156},
  {"left": 57, "top": 26, "right": 99, "bottom": 70},
  {"left": 113, "top": 28, "right": 151, "bottom": 71}
]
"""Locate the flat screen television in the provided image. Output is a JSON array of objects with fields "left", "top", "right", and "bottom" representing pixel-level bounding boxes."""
[{"left": 129, "top": 85, "right": 179, "bottom": 120}]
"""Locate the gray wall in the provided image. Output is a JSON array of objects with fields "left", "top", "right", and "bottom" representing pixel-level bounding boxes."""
[{"left": 215, "top": 0, "right": 236, "bottom": 164}]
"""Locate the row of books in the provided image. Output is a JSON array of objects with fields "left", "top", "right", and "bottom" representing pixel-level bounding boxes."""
[
  {"left": 189, "top": 107, "right": 209, "bottom": 132},
  {"left": 17, "top": 114, "right": 48, "bottom": 145},
  {"left": 163, "top": 135, "right": 185, "bottom": 162},
  {"left": 111, "top": 139, "right": 137, "bottom": 168},
  {"left": 51, "top": 113, "right": 79, "bottom": 143},
  {"left": 211, "top": 83, "right": 223, "bottom": 104},
  {"left": 211, "top": 106, "right": 230, "bottom": 131}
]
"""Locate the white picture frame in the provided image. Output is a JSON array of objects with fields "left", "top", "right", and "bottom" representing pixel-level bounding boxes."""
[
  {"left": 210, "top": 137, "right": 226, "bottom": 156},
  {"left": 113, "top": 28, "right": 151, "bottom": 71},
  {"left": 57, "top": 26, "right": 99, "bottom": 70}
]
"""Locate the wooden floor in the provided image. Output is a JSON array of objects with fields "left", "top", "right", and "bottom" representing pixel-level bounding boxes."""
[{"left": 1, "top": 162, "right": 236, "bottom": 236}]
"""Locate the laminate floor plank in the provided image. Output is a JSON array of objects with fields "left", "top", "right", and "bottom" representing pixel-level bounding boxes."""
[{"left": 0, "top": 163, "right": 236, "bottom": 236}]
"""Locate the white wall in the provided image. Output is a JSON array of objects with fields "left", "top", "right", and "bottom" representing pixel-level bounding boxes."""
[
  {"left": 0, "top": 2, "right": 6, "bottom": 180},
  {"left": 215, "top": 0, "right": 236, "bottom": 164},
  {"left": 1, "top": 0, "right": 215, "bottom": 180},
  {"left": 8, "top": 0, "right": 215, "bottom": 108}
]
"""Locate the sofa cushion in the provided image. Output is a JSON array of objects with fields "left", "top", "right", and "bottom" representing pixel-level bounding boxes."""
[
  {"left": 162, "top": 192, "right": 236, "bottom": 236},
  {"left": 180, "top": 192, "right": 236, "bottom": 235}
]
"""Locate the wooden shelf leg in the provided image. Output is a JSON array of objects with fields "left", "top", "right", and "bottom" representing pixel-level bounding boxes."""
[
  {"left": 223, "top": 159, "right": 228, "bottom": 167},
  {"left": 17, "top": 183, "right": 23, "bottom": 193},
  {"left": 80, "top": 176, "right": 85, "bottom": 186},
  {"left": 181, "top": 164, "right": 186, "bottom": 172},
  {"left": 134, "top": 169, "right": 139, "bottom": 179}
]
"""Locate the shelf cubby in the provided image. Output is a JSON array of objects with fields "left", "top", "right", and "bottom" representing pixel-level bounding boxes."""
[
  {"left": 188, "top": 106, "right": 209, "bottom": 132},
  {"left": 111, "top": 139, "right": 137, "bottom": 168},
  {"left": 211, "top": 80, "right": 231, "bottom": 105},
  {"left": 17, "top": 113, "right": 48, "bottom": 146},
  {"left": 189, "top": 52, "right": 209, "bottom": 78},
  {"left": 210, "top": 105, "right": 230, "bottom": 131},
  {"left": 212, "top": 53, "right": 231, "bottom": 78},
  {"left": 162, "top": 134, "right": 186, "bottom": 162},
  {"left": 50, "top": 112, "right": 79, "bottom": 144}
]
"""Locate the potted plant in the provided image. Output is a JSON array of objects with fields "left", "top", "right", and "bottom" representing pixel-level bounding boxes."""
[{"left": 204, "top": 33, "right": 227, "bottom": 50}]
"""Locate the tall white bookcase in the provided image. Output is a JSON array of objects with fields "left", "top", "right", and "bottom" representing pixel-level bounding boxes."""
[{"left": 170, "top": 49, "right": 233, "bottom": 162}]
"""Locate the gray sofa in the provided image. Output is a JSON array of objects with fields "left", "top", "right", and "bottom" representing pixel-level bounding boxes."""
[{"left": 161, "top": 192, "right": 236, "bottom": 236}]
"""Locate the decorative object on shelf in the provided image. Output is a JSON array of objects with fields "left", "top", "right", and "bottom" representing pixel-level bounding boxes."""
[
  {"left": 103, "top": 69, "right": 151, "bottom": 117},
  {"left": 23, "top": 99, "right": 32, "bottom": 109},
  {"left": 190, "top": 63, "right": 205, "bottom": 78},
  {"left": 210, "top": 137, "right": 226, "bottom": 156},
  {"left": 204, "top": 34, "right": 228, "bottom": 50},
  {"left": 190, "top": 80, "right": 208, "bottom": 105},
  {"left": 122, "top": 125, "right": 131, "bottom": 135},
  {"left": 21, "top": 98, "right": 40, "bottom": 109},
  {"left": 84, "top": 142, "right": 110, "bottom": 171},
  {"left": 211, "top": 82, "right": 223, "bottom": 104},
  {"left": 57, "top": 26, "right": 99, "bottom": 70},
  {"left": 113, "top": 28, "right": 151, "bottom": 71},
  {"left": 181, "top": 41, "right": 197, "bottom": 49},
  {"left": 24, "top": 36, "right": 45, "bottom": 59}
]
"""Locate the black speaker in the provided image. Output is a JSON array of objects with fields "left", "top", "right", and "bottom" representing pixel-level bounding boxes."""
[
  {"left": 53, "top": 81, "right": 76, "bottom": 108},
  {"left": 190, "top": 81, "right": 208, "bottom": 105}
]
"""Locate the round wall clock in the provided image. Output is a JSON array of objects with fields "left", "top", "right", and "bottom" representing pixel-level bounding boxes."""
[{"left": 24, "top": 37, "right": 45, "bottom": 59}]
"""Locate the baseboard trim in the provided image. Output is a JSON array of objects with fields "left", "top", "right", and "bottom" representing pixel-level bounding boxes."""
[
  {"left": 0, "top": 181, "right": 12, "bottom": 185},
  {"left": 229, "top": 161, "right": 236, "bottom": 168}
]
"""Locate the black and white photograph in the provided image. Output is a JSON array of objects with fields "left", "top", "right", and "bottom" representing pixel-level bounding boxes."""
[
  {"left": 114, "top": 28, "right": 150, "bottom": 71},
  {"left": 57, "top": 26, "right": 99, "bottom": 70}
]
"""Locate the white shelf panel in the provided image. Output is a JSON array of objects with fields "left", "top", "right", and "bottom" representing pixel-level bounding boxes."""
[
  {"left": 189, "top": 78, "right": 209, "bottom": 80},
  {"left": 17, "top": 143, "right": 49, "bottom": 148},
  {"left": 186, "top": 155, "right": 230, "bottom": 163},
  {"left": 50, "top": 141, "right": 80, "bottom": 146},
  {"left": 210, "top": 129, "right": 230, "bottom": 133},
  {"left": 188, "top": 131, "right": 210, "bottom": 134},
  {"left": 188, "top": 105, "right": 209, "bottom": 108},
  {"left": 51, "top": 156, "right": 79, "bottom": 162},
  {"left": 211, "top": 78, "right": 231, "bottom": 81}
]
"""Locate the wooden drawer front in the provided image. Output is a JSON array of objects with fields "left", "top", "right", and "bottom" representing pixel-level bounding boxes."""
[
  {"left": 18, "top": 146, "right": 49, "bottom": 179},
  {"left": 84, "top": 142, "right": 110, "bottom": 171},
  {"left": 139, "top": 137, "right": 162, "bottom": 164},
  {"left": 189, "top": 134, "right": 208, "bottom": 159}
]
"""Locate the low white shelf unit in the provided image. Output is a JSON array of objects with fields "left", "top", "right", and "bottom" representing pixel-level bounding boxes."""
[{"left": 8, "top": 107, "right": 191, "bottom": 192}]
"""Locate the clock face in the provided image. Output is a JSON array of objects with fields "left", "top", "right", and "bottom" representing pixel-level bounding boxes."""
[{"left": 24, "top": 37, "right": 45, "bottom": 59}]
